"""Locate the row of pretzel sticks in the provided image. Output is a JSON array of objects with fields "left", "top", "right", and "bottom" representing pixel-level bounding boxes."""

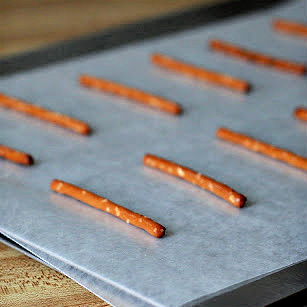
[
  {"left": 273, "top": 18, "right": 307, "bottom": 38},
  {"left": 1, "top": 105, "right": 305, "bottom": 166},
  {"left": 29, "top": 128, "right": 307, "bottom": 240},
  {"left": 216, "top": 127, "right": 307, "bottom": 172},
  {"left": 209, "top": 39, "right": 306, "bottom": 76},
  {"left": 49, "top": 130, "right": 307, "bottom": 240},
  {"left": 2, "top": 41, "right": 303, "bottom": 130},
  {"left": 50, "top": 151, "right": 248, "bottom": 239},
  {"left": 50, "top": 179, "right": 166, "bottom": 238},
  {"left": 142, "top": 129, "right": 307, "bottom": 209},
  {"left": 143, "top": 125, "right": 307, "bottom": 208},
  {"left": 0, "top": 93, "right": 91, "bottom": 135},
  {"left": 81, "top": 73, "right": 307, "bottom": 123}
]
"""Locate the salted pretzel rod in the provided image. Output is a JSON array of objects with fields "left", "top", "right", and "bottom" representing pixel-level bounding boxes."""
[
  {"left": 143, "top": 154, "right": 246, "bottom": 208},
  {"left": 79, "top": 75, "right": 182, "bottom": 115},
  {"left": 273, "top": 19, "right": 307, "bottom": 38},
  {"left": 216, "top": 127, "right": 307, "bottom": 171},
  {"left": 0, "top": 144, "right": 34, "bottom": 165},
  {"left": 0, "top": 93, "right": 91, "bottom": 135},
  {"left": 151, "top": 53, "right": 250, "bottom": 93},
  {"left": 209, "top": 39, "right": 306, "bottom": 76},
  {"left": 50, "top": 179, "right": 166, "bottom": 238},
  {"left": 294, "top": 107, "right": 307, "bottom": 122}
]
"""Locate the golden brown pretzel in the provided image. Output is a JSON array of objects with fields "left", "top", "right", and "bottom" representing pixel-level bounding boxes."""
[
  {"left": 151, "top": 53, "right": 251, "bottom": 93},
  {"left": 216, "top": 127, "right": 307, "bottom": 171},
  {"left": 143, "top": 154, "right": 246, "bottom": 208},
  {"left": 209, "top": 39, "right": 306, "bottom": 75},
  {"left": 79, "top": 75, "right": 182, "bottom": 115},
  {"left": 50, "top": 179, "right": 166, "bottom": 238},
  {"left": 0, "top": 93, "right": 91, "bottom": 135},
  {"left": 0, "top": 144, "right": 34, "bottom": 165}
]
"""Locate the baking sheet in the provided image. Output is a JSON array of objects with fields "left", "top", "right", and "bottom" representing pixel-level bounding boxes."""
[
  {"left": 0, "top": 1, "right": 307, "bottom": 307},
  {"left": 0, "top": 233, "right": 153, "bottom": 307},
  {"left": 2, "top": 233, "right": 307, "bottom": 307}
]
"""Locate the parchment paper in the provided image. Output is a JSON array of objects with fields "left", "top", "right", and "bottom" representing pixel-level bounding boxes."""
[{"left": 0, "top": 1, "right": 306, "bottom": 306}]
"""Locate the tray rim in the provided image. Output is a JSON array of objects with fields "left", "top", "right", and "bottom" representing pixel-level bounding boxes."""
[{"left": 0, "top": 0, "right": 288, "bottom": 76}]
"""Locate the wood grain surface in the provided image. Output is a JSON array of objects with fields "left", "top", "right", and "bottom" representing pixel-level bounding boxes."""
[
  {"left": 0, "top": 1, "right": 215, "bottom": 306},
  {"left": 0, "top": 0, "right": 216, "bottom": 57},
  {"left": 0, "top": 243, "right": 109, "bottom": 307}
]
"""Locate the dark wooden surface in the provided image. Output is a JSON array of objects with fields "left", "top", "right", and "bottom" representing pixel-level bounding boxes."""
[
  {"left": 0, "top": 0, "right": 215, "bottom": 57},
  {"left": 0, "top": 242, "right": 110, "bottom": 307}
]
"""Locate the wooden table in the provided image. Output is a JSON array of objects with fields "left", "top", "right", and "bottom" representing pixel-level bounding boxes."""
[
  {"left": 0, "top": 0, "right": 216, "bottom": 57},
  {"left": 0, "top": 1, "right": 215, "bottom": 306},
  {"left": 0, "top": 243, "right": 108, "bottom": 307}
]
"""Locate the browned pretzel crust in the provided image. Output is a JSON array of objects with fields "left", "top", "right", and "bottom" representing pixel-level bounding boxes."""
[
  {"left": 50, "top": 179, "right": 166, "bottom": 238},
  {"left": 143, "top": 154, "right": 246, "bottom": 208},
  {"left": 216, "top": 127, "right": 307, "bottom": 171}
]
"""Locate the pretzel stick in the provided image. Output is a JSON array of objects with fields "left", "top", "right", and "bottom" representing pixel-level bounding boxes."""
[
  {"left": 216, "top": 127, "right": 307, "bottom": 171},
  {"left": 0, "top": 93, "right": 91, "bottom": 135},
  {"left": 273, "top": 19, "right": 307, "bottom": 38},
  {"left": 79, "top": 75, "right": 182, "bottom": 115},
  {"left": 151, "top": 53, "right": 250, "bottom": 93},
  {"left": 50, "top": 179, "right": 166, "bottom": 238},
  {"left": 294, "top": 107, "right": 307, "bottom": 122},
  {"left": 143, "top": 154, "right": 246, "bottom": 208},
  {"left": 0, "top": 144, "right": 34, "bottom": 165},
  {"left": 209, "top": 39, "right": 306, "bottom": 76}
]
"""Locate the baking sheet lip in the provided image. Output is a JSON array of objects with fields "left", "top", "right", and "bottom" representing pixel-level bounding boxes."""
[
  {"left": 180, "top": 260, "right": 307, "bottom": 307},
  {"left": 0, "top": 234, "right": 121, "bottom": 307},
  {"left": 0, "top": 0, "right": 288, "bottom": 77},
  {"left": 2, "top": 230, "right": 307, "bottom": 307},
  {"left": 0, "top": 230, "right": 166, "bottom": 307}
]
